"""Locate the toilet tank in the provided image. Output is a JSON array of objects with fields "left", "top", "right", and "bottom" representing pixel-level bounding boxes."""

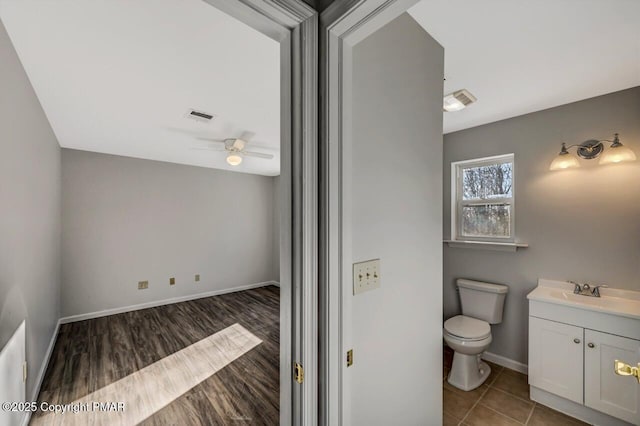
[{"left": 457, "top": 279, "right": 509, "bottom": 324}]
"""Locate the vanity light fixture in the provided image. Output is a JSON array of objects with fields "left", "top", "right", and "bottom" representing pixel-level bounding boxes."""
[
  {"left": 549, "top": 143, "right": 580, "bottom": 171},
  {"left": 599, "top": 133, "right": 637, "bottom": 165},
  {"left": 549, "top": 133, "right": 636, "bottom": 171}
]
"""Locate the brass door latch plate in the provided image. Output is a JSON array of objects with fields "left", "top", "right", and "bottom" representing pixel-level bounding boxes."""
[
  {"left": 294, "top": 362, "right": 304, "bottom": 384},
  {"left": 346, "top": 349, "right": 353, "bottom": 367}
]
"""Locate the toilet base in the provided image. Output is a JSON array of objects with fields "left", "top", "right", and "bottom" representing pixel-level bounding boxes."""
[{"left": 447, "top": 353, "right": 491, "bottom": 391}]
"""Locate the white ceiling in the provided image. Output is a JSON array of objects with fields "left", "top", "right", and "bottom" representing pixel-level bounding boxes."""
[
  {"left": 0, "top": 0, "right": 281, "bottom": 176},
  {"left": 408, "top": 0, "right": 640, "bottom": 134}
]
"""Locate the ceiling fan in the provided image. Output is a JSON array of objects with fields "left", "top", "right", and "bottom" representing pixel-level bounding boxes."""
[{"left": 192, "top": 132, "right": 274, "bottom": 166}]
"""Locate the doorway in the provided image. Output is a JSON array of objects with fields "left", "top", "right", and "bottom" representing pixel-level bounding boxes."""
[{"left": 0, "top": 0, "right": 316, "bottom": 424}]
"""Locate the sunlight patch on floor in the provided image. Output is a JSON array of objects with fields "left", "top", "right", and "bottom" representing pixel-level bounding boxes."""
[{"left": 32, "top": 323, "right": 261, "bottom": 426}]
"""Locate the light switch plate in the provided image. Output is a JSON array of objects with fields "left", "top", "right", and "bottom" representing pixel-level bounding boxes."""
[
  {"left": 353, "top": 259, "right": 380, "bottom": 295},
  {"left": 169, "top": 277, "right": 176, "bottom": 285}
]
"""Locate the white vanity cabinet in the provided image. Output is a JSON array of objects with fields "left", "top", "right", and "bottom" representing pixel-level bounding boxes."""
[
  {"left": 527, "top": 279, "right": 640, "bottom": 426},
  {"left": 584, "top": 330, "right": 640, "bottom": 424},
  {"left": 529, "top": 317, "right": 584, "bottom": 404}
]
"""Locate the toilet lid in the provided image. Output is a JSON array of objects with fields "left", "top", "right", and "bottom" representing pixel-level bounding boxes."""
[{"left": 444, "top": 315, "right": 490, "bottom": 340}]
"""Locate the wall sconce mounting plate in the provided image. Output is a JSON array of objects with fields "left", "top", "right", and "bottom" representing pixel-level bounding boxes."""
[{"left": 576, "top": 139, "right": 604, "bottom": 159}]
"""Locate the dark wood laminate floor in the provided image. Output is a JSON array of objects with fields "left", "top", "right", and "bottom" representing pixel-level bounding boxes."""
[{"left": 32, "top": 285, "right": 280, "bottom": 425}]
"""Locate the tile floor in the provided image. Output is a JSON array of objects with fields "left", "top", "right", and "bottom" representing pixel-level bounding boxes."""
[{"left": 443, "top": 347, "right": 589, "bottom": 426}]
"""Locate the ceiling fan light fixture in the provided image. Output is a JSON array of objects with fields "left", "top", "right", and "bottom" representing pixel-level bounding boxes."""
[
  {"left": 226, "top": 153, "right": 243, "bottom": 166},
  {"left": 230, "top": 138, "right": 246, "bottom": 151}
]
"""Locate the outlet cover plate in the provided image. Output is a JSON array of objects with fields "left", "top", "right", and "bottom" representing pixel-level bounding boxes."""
[
  {"left": 195, "top": 274, "right": 200, "bottom": 282},
  {"left": 138, "top": 281, "right": 148, "bottom": 290},
  {"left": 353, "top": 259, "right": 380, "bottom": 295},
  {"left": 169, "top": 277, "right": 176, "bottom": 285}
]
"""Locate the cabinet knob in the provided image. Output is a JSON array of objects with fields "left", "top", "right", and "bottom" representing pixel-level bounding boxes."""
[
  {"left": 588, "top": 342, "right": 595, "bottom": 348},
  {"left": 573, "top": 338, "right": 580, "bottom": 344}
]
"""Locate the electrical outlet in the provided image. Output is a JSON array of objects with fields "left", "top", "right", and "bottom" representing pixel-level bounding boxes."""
[
  {"left": 169, "top": 277, "right": 175, "bottom": 285},
  {"left": 195, "top": 274, "right": 200, "bottom": 282},
  {"left": 138, "top": 281, "right": 148, "bottom": 290},
  {"left": 353, "top": 259, "right": 380, "bottom": 295}
]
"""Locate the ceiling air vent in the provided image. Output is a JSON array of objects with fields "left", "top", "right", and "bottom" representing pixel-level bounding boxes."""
[
  {"left": 186, "top": 109, "right": 216, "bottom": 123},
  {"left": 443, "top": 89, "right": 477, "bottom": 112}
]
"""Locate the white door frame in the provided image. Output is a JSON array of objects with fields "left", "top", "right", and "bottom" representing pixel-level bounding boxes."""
[
  {"left": 319, "top": 1, "right": 421, "bottom": 424},
  {"left": 201, "top": 1, "right": 317, "bottom": 425}
]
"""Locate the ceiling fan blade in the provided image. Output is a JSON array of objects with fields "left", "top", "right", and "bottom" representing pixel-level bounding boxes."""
[
  {"left": 243, "top": 150, "right": 274, "bottom": 159},
  {"left": 189, "top": 147, "right": 227, "bottom": 152},
  {"left": 195, "top": 137, "right": 226, "bottom": 144},
  {"left": 240, "top": 131, "right": 256, "bottom": 142}
]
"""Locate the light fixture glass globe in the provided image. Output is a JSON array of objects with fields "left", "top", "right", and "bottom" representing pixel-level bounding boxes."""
[
  {"left": 226, "top": 153, "right": 243, "bottom": 166},
  {"left": 549, "top": 152, "right": 580, "bottom": 171},
  {"left": 598, "top": 144, "right": 637, "bottom": 165}
]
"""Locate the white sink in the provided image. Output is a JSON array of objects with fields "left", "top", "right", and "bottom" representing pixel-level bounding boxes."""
[{"left": 527, "top": 279, "right": 640, "bottom": 320}]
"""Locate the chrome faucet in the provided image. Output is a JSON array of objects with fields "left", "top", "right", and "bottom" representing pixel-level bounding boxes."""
[
  {"left": 569, "top": 281, "right": 608, "bottom": 297},
  {"left": 591, "top": 284, "right": 608, "bottom": 297},
  {"left": 571, "top": 281, "right": 583, "bottom": 294}
]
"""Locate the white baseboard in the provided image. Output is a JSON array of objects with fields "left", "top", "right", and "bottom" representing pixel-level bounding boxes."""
[
  {"left": 482, "top": 351, "right": 528, "bottom": 374},
  {"left": 59, "top": 280, "right": 279, "bottom": 324},
  {"left": 22, "top": 319, "right": 61, "bottom": 426}
]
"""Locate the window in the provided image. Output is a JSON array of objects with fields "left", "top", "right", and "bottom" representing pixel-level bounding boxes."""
[{"left": 452, "top": 154, "right": 514, "bottom": 241}]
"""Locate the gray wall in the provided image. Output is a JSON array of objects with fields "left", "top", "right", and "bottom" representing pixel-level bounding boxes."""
[
  {"left": 444, "top": 86, "right": 640, "bottom": 365},
  {"left": 61, "top": 149, "right": 278, "bottom": 317},
  {"left": 0, "top": 18, "right": 61, "bottom": 400},
  {"left": 351, "top": 13, "right": 444, "bottom": 425}
]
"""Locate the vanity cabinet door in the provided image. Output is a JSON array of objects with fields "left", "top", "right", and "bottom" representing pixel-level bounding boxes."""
[
  {"left": 529, "top": 317, "right": 584, "bottom": 404},
  {"left": 584, "top": 329, "right": 640, "bottom": 425}
]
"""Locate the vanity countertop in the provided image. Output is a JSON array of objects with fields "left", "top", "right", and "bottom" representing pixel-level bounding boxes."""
[{"left": 527, "top": 279, "right": 640, "bottom": 320}]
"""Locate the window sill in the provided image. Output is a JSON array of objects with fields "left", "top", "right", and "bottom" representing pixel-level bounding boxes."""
[{"left": 443, "top": 240, "right": 529, "bottom": 252}]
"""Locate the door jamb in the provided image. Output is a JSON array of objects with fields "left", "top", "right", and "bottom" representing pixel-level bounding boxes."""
[
  {"left": 201, "top": 1, "right": 318, "bottom": 425},
  {"left": 318, "top": 1, "right": 421, "bottom": 424}
]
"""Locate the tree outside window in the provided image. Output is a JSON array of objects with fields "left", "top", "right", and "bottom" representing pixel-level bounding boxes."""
[{"left": 453, "top": 154, "right": 514, "bottom": 241}]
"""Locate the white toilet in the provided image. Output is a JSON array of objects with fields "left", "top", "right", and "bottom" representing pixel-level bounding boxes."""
[{"left": 443, "top": 279, "right": 509, "bottom": 391}]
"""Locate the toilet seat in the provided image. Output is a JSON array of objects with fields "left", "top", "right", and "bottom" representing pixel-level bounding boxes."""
[{"left": 444, "top": 315, "right": 490, "bottom": 341}]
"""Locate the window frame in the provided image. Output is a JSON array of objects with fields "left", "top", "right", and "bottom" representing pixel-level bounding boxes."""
[{"left": 451, "top": 153, "right": 515, "bottom": 243}]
